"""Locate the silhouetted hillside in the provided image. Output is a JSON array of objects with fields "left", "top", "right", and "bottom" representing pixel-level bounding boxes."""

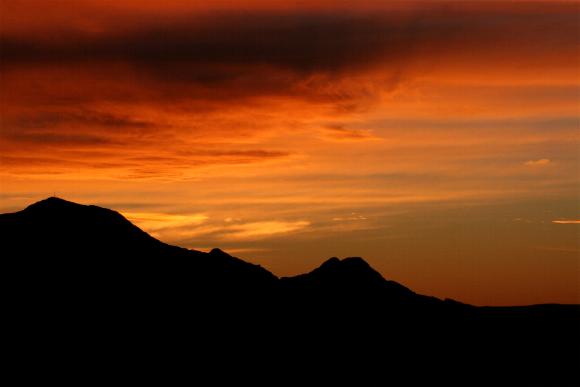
[
  {"left": 2, "top": 197, "right": 276, "bottom": 291},
  {"left": 2, "top": 198, "right": 579, "bottom": 385}
]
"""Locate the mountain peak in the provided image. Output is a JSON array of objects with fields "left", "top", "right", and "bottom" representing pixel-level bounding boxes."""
[
  {"left": 24, "top": 196, "right": 80, "bottom": 211},
  {"left": 210, "top": 248, "right": 229, "bottom": 256},
  {"left": 320, "top": 257, "right": 340, "bottom": 268},
  {"left": 2, "top": 196, "right": 167, "bottom": 256},
  {"left": 315, "top": 256, "right": 374, "bottom": 275},
  {"left": 280, "top": 256, "right": 389, "bottom": 293},
  {"left": 21, "top": 197, "right": 130, "bottom": 225},
  {"left": 341, "top": 256, "right": 371, "bottom": 268}
]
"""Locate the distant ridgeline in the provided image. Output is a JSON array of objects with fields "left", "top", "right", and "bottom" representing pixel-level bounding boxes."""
[{"left": 2, "top": 197, "right": 579, "bottom": 385}]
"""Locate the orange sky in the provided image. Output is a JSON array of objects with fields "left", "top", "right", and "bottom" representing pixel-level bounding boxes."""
[{"left": 1, "top": 0, "right": 578, "bottom": 305}]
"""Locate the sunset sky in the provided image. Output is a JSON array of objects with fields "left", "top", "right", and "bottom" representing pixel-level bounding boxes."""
[{"left": 1, "top": 0, "right": 578, "bottom": 305}]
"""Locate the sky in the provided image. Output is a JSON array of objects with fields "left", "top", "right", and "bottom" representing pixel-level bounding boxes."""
[{"left": 0, "top": 0, "right": 578, "bottom": 305}]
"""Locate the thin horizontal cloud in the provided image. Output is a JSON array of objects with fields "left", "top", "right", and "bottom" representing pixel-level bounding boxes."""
[
  {"left": 525, "top": 159, "right": 551, "bottom": 166},
  {"left": 332, "top": 213, "right": 368, "bottom": 221},
  {"left": 0, "top": 147, "right": 293, "bottom": 178},
  {"left": 8, "top": 110, "right": 154, "bottom": 130},
  {"left": 552, "top": 220, "right": 580, "bottom": 224},
  {"left": 226, "top": 220, "right": 311, "bottom": 240},
  {"left": 321, "top": 125, "right": 380, "bottom": 141},
  {"left": 370, "top": 117, "right": 579, "bottom": 131},
  {"left": 6, "top": 132, "right": 117, "bottom": 146},
  {"left": 154, "top": 219, "right": 311, "bottom": 243},
  {"left": 177, "top": 150, "right": 291, "bottom": 159},
  {"left": 124, "top": 212, "right": 208, "bottom": 232}
]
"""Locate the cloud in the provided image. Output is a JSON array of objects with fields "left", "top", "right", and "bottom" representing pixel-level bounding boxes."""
[
  {"left": 524, "top": 159, "right": 551, "bottom": 166},
  {"left": 225, "top": 220, "right": 311, "bottom": 240},
  {"left": 2, "top": 2, "right": 577, "bottom": 166},
  {"left": 321, "top": 125, "right": 380, "bottom": 141},
  {"left": 5, "top": 4, "right": 578, "bottom": 66},
  {"left": 2, "top": 3, "right": 577, "bottom": 98},
  {"left": 8, "top": 110, "right": 154, "bottom": 130},
  {"left": 5, "top": 133, "right": 117, "bottom": 146},
  {"left": 552, "top": 220, "right": 580, "bottom": 224},
  {"left": 150, "top": 219, "right": 311, "bottom": 242},
  {"left": 123, "top": 212, "right": 208, "bottom": 232},
  {"left": 0, "top": 147, "right": 293, "bottom": 179},
  {"left": 0, "top": 1, "right": 577, "bottom": 194},
  {"left": 332, "top": 213, "right": 368, "bottom": 221}
]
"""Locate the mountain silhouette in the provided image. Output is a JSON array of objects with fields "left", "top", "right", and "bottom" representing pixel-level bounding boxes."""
[
  {"left": 2, "top": 197, "right": 579, "bottom": 385},
  {"left": 2, "top": 197, "right": 276, "bottom": 291}
]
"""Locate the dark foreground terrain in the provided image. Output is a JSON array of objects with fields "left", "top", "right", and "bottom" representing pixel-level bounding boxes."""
[{"left": 3, "top": 198, "right": 579, "bottom": 385}]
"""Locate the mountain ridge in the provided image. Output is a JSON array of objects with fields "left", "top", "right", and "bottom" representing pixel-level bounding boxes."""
[
  {"left": 1, "top": 197, "right": 576, "bottom": 308},
  {"left": 2, "top": 197, "right": 579, "bottom": 385},
  {"left": 2, "top": 196, "right": 427, "bottom": 300}
]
